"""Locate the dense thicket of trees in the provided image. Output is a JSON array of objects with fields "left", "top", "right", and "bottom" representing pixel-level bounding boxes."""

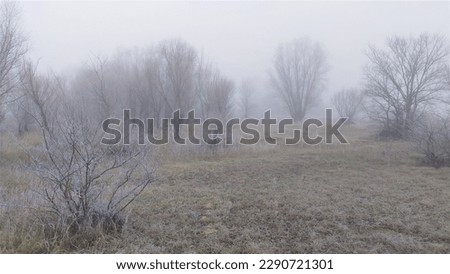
[{"left": 9, "top": 40, "right": 237, "bottom": 135}]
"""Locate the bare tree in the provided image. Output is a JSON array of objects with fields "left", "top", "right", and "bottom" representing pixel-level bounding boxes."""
[
  {"left": 270, "top": 37, "right": 328, "bottom": 122},
  {"left": 140, "top": 48, "right": 164, "bottom": 125},
  {"left": 332, "top": 88, "right": 364, "bottom": 124},
  {"left": 70, "top": 54, "right": 128, "bottom": 123},
  {"left": 156, "top": 39, "right": 197, "bottom": 116},
  {"left": 12, "top": 90, "right": 34, "bottom": 135},
  {"left": 87, "top": 55, "right": 113, "bottom": 119},
  {"left": 0, "top": 1, "right": 27, "bottom": 104},
  {"left": 194, "top": 54, "right": 214, "bottom": 120},
  {"left": 239, "top": 80, "right": 256, "bottom": 118},
  {"left": 205, "top": 73, "right": 235, "bottom": 121},
  {"left": 193, "top": 57, "right": 235, "bottom": 121},
  {"left": 18, "top": 61, "right": 58, "bottom": 134},
  {"left": 364, "top": 33, "right": 449, "bottom": 138},
  {"left": 446, "top": 65, "right": 450, "bottom": 88}
]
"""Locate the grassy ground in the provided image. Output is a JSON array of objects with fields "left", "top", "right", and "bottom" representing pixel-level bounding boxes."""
[{"left": 0, "top": 126, "right": 449, "bottom": 253}]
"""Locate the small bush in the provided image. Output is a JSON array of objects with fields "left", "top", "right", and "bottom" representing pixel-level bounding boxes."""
[
  {"left": 25, "top": 105, "right": 156, "bottom": 240},
  {"left": 411, "top": 114, "right": 450, "bottom": 168}
]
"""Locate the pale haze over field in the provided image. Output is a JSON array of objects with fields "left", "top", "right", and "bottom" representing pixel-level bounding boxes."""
[
  {"left": 22, "top": 1, "right": 450, "bottom": 110},
  {"left": 2, "top": 0, "right": 450, "bottom": 257}
]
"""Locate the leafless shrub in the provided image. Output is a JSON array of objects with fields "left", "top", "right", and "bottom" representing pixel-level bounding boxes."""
[
  {"left": 25, "top": 95, "right": 156, "bottom": 236},
  {"left": 332, "top": 88, "right": 364, "bottom": 124},
  {"left": 411, "top": 113, "right": 450, "bottom": 168}
]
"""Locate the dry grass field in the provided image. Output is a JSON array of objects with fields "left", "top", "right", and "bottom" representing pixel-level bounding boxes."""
[{"left": 0, "top": 125, "right": 449, "bottom": 253}]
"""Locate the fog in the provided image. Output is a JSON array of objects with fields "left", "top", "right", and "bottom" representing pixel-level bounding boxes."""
[
  {"left": 2, "top": 1, "right": 450, "bottom": 256},
  {"left": 22, "top": 1, "right": 449, "bottom": 103}
]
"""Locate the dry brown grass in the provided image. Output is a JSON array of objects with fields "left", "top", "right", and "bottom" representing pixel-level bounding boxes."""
[{"left": 0, "top": 125, "right": 449, "bottom": 253}]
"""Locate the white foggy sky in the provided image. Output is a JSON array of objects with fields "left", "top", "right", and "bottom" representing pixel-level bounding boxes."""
[{"left": 21, "top": 1, "right": 450, "bottom": 99}]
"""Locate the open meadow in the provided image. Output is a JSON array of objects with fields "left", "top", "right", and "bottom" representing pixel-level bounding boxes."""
[
  {"left": 0, "top": 1, "right": 449, "bottom": 257},
  {"left": 1, "top": 125, "right": 449, "bottom": 253}
]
